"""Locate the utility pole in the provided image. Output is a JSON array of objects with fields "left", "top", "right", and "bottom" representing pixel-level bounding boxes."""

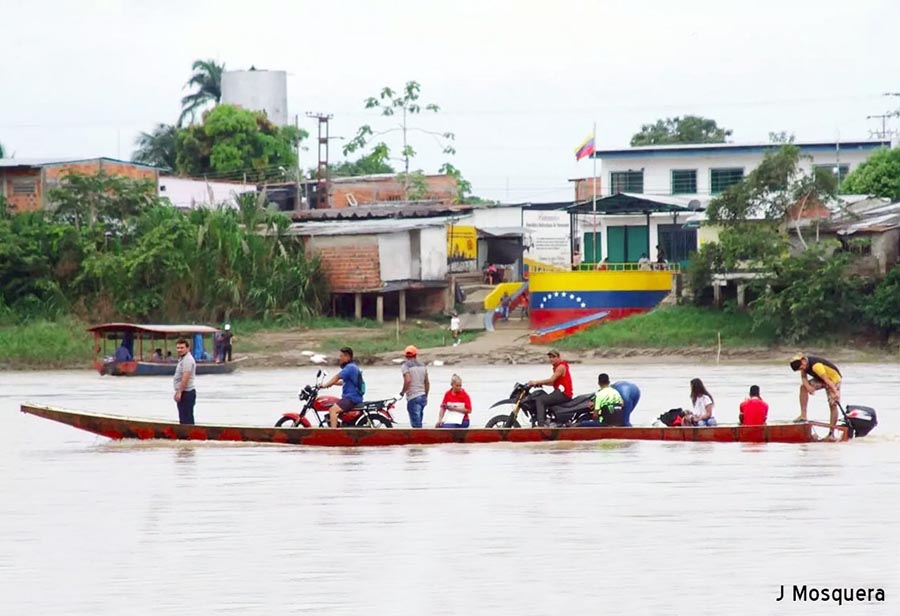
[
  {"left": 306, "top": 112, "right": 333, "bottom": 209},
  {"left": 866, "top": 113, "right": 892, "bottom": 140}
]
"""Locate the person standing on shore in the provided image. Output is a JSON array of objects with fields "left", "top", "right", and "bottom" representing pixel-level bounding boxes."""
[
  {"left": 222, "top": 323, "right": 234, "bottom": 362},
  {"left": 173, "top": 338, "right": 197, "bottom": 424},
  {"left": 400, "top": 345, "right": 430, "bottom": 428},
  {"left": 450, "top": 312, "right": 461, "bottom": 347}
]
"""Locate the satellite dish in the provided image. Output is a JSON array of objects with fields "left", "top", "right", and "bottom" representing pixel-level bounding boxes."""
[{"left": 688, "top": 199, "right": 702, "bottom": 210}]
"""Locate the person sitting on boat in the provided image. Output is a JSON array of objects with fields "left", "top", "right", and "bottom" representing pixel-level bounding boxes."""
[
  {"left": 166, "top": 351, "right": 175, "bottom": 362},
  {"left": 322, "top": 346, "right": 364, "bottom": 429},
  {"left": 790, "top": 352, "right": 842, "bottom": 441},
  {"left": 638, "top": 253, "right": 652, "bottom": 271},
  {"left": 436, "top": 374, "right": 472, "bottom": 428},
  {"left": 151, "top": 348, "right": 164, "bottom": 362},
  {"left": 114, "top": 342, "right": 132, "bottom": 362},
  {"left": 682, "top": 378, "right": 716, "bottom": 426},
  {"left": 580, "top": 373, "right": 625, "bottom": 427},
  {"left": 612, "top": 380, "right": 641, "bottom": 426},
  {"left": 739, "top": 385, "right": 769, "bottom": 426},
  {"left": 527, "top": 350, "right": 573, "bottom": 427}
]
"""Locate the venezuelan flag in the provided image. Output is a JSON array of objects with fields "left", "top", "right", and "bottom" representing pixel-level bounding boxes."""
[{"left": 574, "top": 134, "right": 595, "bottom": 161}]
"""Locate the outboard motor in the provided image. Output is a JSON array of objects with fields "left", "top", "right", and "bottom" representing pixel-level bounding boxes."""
[{"left": 843, "top": 405, "right": 878, "bottom": 438}]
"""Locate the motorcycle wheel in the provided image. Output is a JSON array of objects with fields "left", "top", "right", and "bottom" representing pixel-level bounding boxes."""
[
  {"left": 485, "top": 414, "right": 521, "bottom": 429},
  {"left": 354, "top": 414, "right": 392, "bottom": 428},
  {"left": 275, "top": 416, "right": 310, "bottom": 428}
]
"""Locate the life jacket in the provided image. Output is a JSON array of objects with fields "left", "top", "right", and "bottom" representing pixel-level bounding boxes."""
[{"left": 552, "top": 360, "right": 573, "bottom": 398}]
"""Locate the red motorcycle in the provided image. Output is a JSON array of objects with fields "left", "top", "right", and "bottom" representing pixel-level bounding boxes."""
[{"left": 275, "top": 370, "right": 397, "bottom": 428}]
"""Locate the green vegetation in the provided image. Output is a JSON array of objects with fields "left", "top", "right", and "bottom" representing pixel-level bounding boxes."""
[
  {"left": 179, "top": 59, "right": 224, "bottom": 126},
  {"left": 0, "top": 318, "right": 93, "bottom": 368},
  {"left": 1, "top": 172, "right": 326, "bottom": 324},
  {"left": 841, "top": 147, "right": 900, "bottom": 201},
  {"left": 558, "top": 306, "right": 777, "bottom": 350},
  {"left": 630, "top": 115, "right": 732, "bottom": 147}
]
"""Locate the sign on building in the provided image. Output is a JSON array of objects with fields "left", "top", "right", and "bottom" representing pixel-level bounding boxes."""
[
  {"left": 522, "top": 210, "right": 571, "bottom": 269},
  {"left": 447, "top": 224, "right": 477, "bottom": 267}
]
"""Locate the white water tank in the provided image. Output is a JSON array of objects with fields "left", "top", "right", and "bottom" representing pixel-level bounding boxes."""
[{"left": 221, "top": 69, "right": 288, "bottom": 126}]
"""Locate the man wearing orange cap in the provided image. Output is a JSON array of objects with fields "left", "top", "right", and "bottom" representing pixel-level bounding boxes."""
[{"left": 400, "top": 345, "right": 430, "bottom": 428}]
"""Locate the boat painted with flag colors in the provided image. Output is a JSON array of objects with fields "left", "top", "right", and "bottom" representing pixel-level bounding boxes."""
[{"left": 20, "top": 404, "right": 846, "bottom": 447}]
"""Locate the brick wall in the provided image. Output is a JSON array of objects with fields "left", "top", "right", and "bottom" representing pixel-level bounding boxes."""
[
  {"left": 573, "top": 177, "right": 603, "bottom": 202},
  {"left": 2, "top": 168, "right": 42, "bottom": 213},
  {"left": 307, "top": 235, "right": 382, "bottom": 292},
  {"left": 329, "top": 174, "right": 458, "bottom": 208}
]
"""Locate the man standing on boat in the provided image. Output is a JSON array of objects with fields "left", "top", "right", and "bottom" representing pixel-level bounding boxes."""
[
  {"left": 222, "top": 324, "right": 234, "bottom": 362},
  {"left": 790, "top": 353, "right": 842, "bottom": 440},
  {"left": 527, "top": 350, "right": 573, "bottom": 427},
  {"left": 174, "top": 338, "right": 197, "bottom": 424},
  {"left": 400, "top": 345, "right": 430, "bottom": 428}
]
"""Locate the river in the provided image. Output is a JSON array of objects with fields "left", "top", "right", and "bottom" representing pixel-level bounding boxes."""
[{"left": 1, "top": 363, "right": 897, "bottom": 615}]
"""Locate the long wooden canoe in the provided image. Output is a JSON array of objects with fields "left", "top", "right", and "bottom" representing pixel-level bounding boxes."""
[{"left": 20, "top": 404, "right": 845, "bottom": 447}]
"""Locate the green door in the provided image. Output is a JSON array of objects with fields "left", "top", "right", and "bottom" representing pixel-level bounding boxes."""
[
  {"left": 625, "top": 226, "right": 649, "bottom": 262},
  {"left": 607, "top": 225, "right": 648, "bottom": 263},
  {"left": 607, "top": 227, "right": 626, "bottom": 262},
  {"left": 583, "top": 232, "right": 601, "bottom": 264}
]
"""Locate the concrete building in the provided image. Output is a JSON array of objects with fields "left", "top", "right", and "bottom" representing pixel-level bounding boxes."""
[
  {"left": 0, "top": 157, "right": 158, "bottom": 213},
  {"left": 592, "top": 140, "right": 890, "bottom": 198},
  {"left": 291, "top": 217, "right": 452, "bottom": 322},
  {"left": 221, "top": 69, "right": 288, "bottom": 126},
  {"left": 158, "top": 176, "right": 256, "bottom": 209}
]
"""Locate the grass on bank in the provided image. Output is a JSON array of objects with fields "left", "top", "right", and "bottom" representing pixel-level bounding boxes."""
[
  {"left": 0, "top": 318, "right": 94, "bottom": 368},
  {"left": 556, "top": 305, "right": 779, "bottom": 350}
]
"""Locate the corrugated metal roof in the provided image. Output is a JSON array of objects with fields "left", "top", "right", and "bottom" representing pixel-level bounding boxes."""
[
  {"left": 289, "top": 217, "right": 451, "bottom": 236},
  {"left": 0, "top": 156, "right": 161, "bottom": 169},
  {"left": 593, "top": 140, "right": 890, "bottom": 158},
  {"left": 292, "top": 203, "right": 471, "bottom": 221},
  {"left": 86, "top": 323, "right": 220, "bottom": 335}
]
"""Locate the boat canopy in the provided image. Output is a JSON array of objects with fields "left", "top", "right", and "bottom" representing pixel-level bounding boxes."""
[{"left": 87, "top": 323, "right": 221, "bottom": 336}]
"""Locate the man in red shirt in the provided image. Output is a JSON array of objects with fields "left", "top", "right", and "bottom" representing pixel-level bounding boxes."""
[
  {"left": 527, "top": 350, "right": 573, "bottom": 427},
  {"left": 739, "top": 385, "right": 769, "bottom": 425}
]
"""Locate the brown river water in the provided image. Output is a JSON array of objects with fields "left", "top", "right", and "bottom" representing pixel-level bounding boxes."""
[{"left": 1, "top": 363, "right": 898, "bottom": 615}]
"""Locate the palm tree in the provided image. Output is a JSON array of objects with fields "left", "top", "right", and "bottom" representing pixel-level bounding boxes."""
[
  {"left": 133, "top": 124, "right": 177, "bottom": 170},
  {"left": 179, "top": 59, "right": 225, "bottom": 126}
]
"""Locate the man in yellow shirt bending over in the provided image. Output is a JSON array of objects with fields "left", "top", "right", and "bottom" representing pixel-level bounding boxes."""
[{"left": 790, "top": 353, "right": 842, "bottom": 441}]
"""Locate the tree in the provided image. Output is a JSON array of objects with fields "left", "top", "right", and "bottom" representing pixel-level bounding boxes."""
[
  {"left": 133, "top": 123, "right": 177, "bottom": 170},
  {"left": 343, "top": 81, "right": 455, "bottom": 198},
  {"left": 175, "top": 104, "right": 306, "bottom": 181},
  {"left": 630, "top": 115, "right": 732, "bottom": 146},
  {"left": 331, "top": 144, "right": 395, "bottom": 177},
  {"left": 840, "top": 147, "right": 900, "bottom": 201},
  {"left": 0, "top": 141, "right": 5, "bottom": 158},
  {"left": 705, "top": 144, "right": 838, "bottom": 247},
  {"left": 48, "top": 171, "right": 157, "bottom": 232},
  {"left": 179, "top": 59, "right": 225, "bottom": 126}
]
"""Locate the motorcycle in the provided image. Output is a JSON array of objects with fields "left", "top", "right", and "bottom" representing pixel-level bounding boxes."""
[
  {"left": 275, "top": 370, "right": 397, "bottom": 428},
  {"left": 485, "top": 383, "right": 603, "bottom": 428}
]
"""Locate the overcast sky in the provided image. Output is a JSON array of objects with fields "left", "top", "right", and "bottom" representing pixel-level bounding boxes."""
[{"left": 2, "top": 0, "right": 899, "bottom": 202}]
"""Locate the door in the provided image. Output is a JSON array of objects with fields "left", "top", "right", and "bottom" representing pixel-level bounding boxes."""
[
  {"left": 607, "top": 226, "right": 648, "bottom": 262},
  {"left": 625, "top": 226, "right": 649, "bottom": 262},
  {"left": 657, "top": 224, "right": 697, "bottom": 268},
  {"left": 583, "top": 232, "right": 601, "bottom": 264}
]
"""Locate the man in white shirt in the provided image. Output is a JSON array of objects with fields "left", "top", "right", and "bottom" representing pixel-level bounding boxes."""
[
  {"left": 173, "top": 338, "right": 197, "bottom": 424},
  {"left": 450, "top": 312, "right": 461, "bottom": 347}
]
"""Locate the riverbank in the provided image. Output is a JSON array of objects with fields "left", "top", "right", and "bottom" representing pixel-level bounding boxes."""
[{"left": 0, "top": 307, "right": 892, "bottom": 371}]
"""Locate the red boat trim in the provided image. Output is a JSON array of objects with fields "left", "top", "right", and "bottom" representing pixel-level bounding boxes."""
[{"left": 19, "top": 404, "right": 844, "bottom": 446}]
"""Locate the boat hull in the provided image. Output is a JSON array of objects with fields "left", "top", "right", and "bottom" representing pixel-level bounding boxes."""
[
  {"left": 97, "top": 358, "right": 245, "bottom": 376},
  {"left": 20, "top": 404, "right": 836, "bottom": 446}
]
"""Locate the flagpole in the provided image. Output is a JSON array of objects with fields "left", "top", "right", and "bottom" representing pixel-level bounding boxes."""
[{"left": 592, "top": 122, "right": 598, "bottom": 267}]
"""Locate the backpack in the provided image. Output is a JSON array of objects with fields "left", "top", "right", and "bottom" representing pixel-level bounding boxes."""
[
  {"left": 358, "top": 369, "right": 367, "bottom": 397},
  {"left": 657, "top": 408, "right": 685, "bottom": 427}
]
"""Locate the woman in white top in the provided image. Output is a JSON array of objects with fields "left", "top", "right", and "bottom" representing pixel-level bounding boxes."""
[{"left": 684, "top": 378, "right": 716, "bottom": 427}]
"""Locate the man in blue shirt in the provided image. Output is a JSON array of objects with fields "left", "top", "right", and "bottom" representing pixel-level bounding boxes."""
[{"left": 323, "top": 346, "right": 364, "bottom": 428}]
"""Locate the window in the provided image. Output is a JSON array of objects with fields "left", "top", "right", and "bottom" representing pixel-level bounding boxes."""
[
  {"left": 710, "top": 168, "right": 744, "bottom": 194},
  {"left": 814, "top": 164, "right": 850, "bottom": 182},
  {"left": 671, "top": 169, "right": 697, "bottom": 194},
  {"left": 12, "top": 180, "right": 37, "bottom": 195},
  {"left": 610, "top": 170, "right": 643, "bottom": 194}
]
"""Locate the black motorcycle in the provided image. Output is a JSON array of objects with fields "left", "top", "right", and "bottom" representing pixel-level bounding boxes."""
[{"left": 485, "top": 383, "right": 600, "bottom": 428}]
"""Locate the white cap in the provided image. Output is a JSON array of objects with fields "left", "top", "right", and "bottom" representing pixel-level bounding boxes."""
[{"left": 224, "top": 324, "right": 231, "bottom": 331}]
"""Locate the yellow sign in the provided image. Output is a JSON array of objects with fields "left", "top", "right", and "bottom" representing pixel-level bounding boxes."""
[{"left": 447, "top": 225, "right": 477, "bottom": 262}]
